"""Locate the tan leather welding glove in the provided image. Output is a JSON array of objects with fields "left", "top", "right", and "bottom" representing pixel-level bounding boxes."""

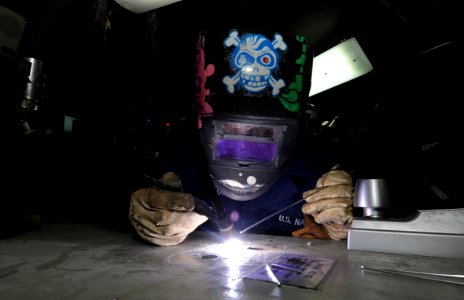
[
  {"left": 293, "top": 165, "right": 354, "bottom": 240},
  {"left": 129, "top": 172, "right": 208, "bottom": 246}
]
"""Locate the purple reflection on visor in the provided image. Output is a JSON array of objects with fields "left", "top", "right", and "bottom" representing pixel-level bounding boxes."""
[{"left": 216, "top": 139, "right": 276, "bottom": 162}]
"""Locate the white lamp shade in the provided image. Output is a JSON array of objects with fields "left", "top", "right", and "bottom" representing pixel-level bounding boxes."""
[
  {"left": 309, "top": 37, "right": 373, "bottom": 97},
  {"left": 0, "top": 6, "right": 26, "bottom": 53},
  {"left": 114, "top": 0, "right": 182, "bottom": 14}
]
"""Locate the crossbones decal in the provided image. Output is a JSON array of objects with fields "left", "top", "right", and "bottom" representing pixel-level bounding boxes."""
[{"left": 223, "top": 30, "right": 287, "bottom": 96}]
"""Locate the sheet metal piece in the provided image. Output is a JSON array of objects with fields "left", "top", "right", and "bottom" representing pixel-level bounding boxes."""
[{"left": 244, "top": 253, "right": 336, "bottom": 289}]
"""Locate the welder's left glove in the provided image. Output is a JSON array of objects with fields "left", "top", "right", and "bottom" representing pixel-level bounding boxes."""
[
  {"left": 292, "top": 165, "right": 354, "bottom": 240},
  {"left": 129, "top": 172, "right": 208, "bottom": 246}
]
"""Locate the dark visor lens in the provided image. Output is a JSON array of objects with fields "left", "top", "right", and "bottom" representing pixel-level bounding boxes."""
[{"left": 216, "top": 139, "right": 276, "bottom": 162}]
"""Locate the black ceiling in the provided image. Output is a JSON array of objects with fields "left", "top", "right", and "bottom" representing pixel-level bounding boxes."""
[
  {"left": 2, "top": 0, "right": 460, "bottom": 59},
  {"left": 0, "top": 0, "right": 461, "bottom": 201},
  {"left": 1, "top": 0, "right": 461, "bottom": 127}
]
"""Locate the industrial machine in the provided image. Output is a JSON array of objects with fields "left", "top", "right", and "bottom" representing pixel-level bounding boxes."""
[{"left": 348, "top": 178, "right": 464, "bottom": 258}]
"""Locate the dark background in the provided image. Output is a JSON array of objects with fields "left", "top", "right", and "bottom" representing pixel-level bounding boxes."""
[{"left": 0, "top": 0, "right": 461, "bottom": 232}]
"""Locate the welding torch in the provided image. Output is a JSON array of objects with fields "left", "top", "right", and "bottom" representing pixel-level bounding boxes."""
[
  {"left": 192, "top": 195, "right": 238, "bottom": 241},
  {"left": 194, "top": 170, "right": 238, "bottom": 241},
  {"left": 144, "top": 174, "right": 237, "bottom": 240}
]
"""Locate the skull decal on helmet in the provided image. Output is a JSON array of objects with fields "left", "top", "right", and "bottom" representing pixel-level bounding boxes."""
[{"left": 223, "top": 30, "right": 287, "bottom": 96}]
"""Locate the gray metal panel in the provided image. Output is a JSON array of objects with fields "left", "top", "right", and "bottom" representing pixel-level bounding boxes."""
[
  {"left": 351, "top": 209, "right": 464, "bottom": 234},
  {"left": 348, "top": 228, "right": 464, "bottom": 258},
  {"left": 348, "top": 208, "right": 464, "bottom": 258}
]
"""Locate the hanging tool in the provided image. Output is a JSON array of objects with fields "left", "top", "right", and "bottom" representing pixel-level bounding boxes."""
[{"left": 361, "top": 265, "right": 464, "bottom": 286}]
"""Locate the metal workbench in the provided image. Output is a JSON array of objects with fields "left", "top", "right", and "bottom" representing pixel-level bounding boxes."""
[{"left": 1, "top": 223, "right": 463, "bottom": 299}]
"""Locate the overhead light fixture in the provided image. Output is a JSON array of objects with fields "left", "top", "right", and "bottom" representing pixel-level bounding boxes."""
[
  {"left": 0, "top": 6, "right": 26, "bottom": 55},
  {"left": 309, "top": 37, "right": 373, "bottom": 97},
  {"left": 113, "top": 0, "right": 182, "bottom": 13}
]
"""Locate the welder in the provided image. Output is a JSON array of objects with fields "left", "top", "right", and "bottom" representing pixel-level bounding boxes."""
[
  {"left": 125, "top": 2, "right": 355, "bottom": 246},
  {"left": 2, "top": 0, "right": 354, "bottom": 245}
]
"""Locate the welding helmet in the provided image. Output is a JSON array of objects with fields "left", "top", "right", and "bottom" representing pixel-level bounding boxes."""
[{"left": 195, "top": 28, "right": 313, "bottom": 201}]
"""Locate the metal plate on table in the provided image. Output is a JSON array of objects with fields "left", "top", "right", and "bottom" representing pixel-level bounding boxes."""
[{"left": 244, "top": 253, "right": 336, "bottom": 289}]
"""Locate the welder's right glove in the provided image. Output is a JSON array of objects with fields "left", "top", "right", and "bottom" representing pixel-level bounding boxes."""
[
  {"left": 293, "top": 165, "right": 354, "bottom": 240},
  {"left": 129, "top": 172, "right": 208, "bottom": 246}
]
